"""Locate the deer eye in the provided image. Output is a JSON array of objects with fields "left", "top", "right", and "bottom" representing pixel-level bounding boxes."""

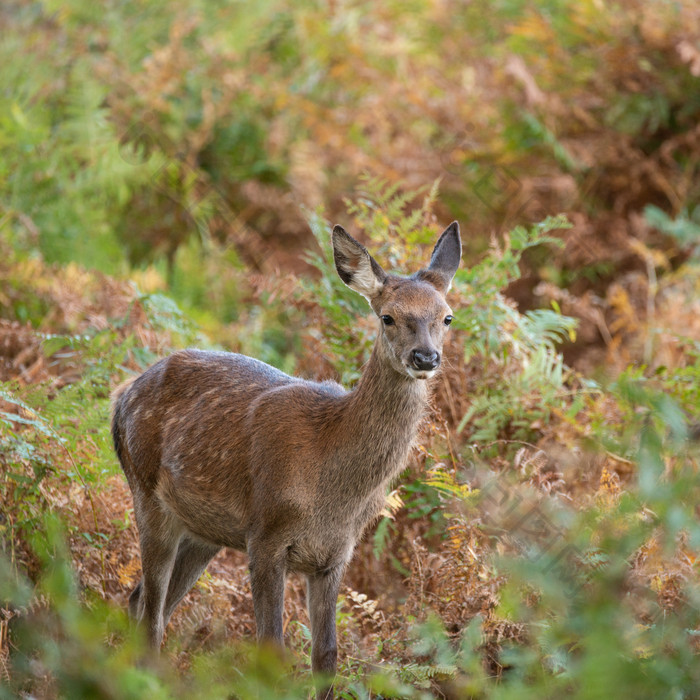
[
  {"left": 381, "top": 315, "right": 395, "bottom": 326},
  {"left": 444, "top": 315, "right": 454, "bottom": 326}
]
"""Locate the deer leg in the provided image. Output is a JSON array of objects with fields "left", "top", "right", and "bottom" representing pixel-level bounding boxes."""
[
  {"left": 249, "top": 542, "right": 287, "bottom": 645},
  {"left": 129, "top": 579, "right": 144, "bottom": 619},
  {"left": 131, "top": 502, "right": 182, "bottom": 648},
  {"left": 307, "top": 565, "right": 344, "bottom": 700},
  {"left": 162, "top": 536, "right": 220, "bottom": 625}
]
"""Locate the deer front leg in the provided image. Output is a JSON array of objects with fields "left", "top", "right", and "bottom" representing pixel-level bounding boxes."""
[
  {"left": 307, "top": 565, "right": 344, "bottom": 700},
  {"left": 249, "top": 542, "right": 287, "bottom": 645}
]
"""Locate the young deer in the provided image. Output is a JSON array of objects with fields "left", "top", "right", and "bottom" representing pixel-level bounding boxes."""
[{"left": 111, "top": 222, "right": 461, "bottom": 698}]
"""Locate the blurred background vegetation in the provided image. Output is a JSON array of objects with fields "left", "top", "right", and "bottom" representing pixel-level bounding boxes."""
[{"left": 1, "top": 0, "right": 700, "bottom": 697}]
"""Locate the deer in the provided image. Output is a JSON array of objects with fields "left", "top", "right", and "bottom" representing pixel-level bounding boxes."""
[{"left": 111, "top": 221, "right": 461, "bottom": 699}]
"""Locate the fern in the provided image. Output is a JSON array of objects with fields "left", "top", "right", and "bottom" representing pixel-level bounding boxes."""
[
  {"left": 454, "top": 217, "right": 576, "bottom": 444},
  {"left": 399, "top": 662, "right": 458, "bottom": 687}
]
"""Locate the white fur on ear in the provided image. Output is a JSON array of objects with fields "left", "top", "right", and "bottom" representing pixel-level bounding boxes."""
[
  {"left": 347, "top": 258, "right": 384, "bottom": 300},
  {"left": 332, "top": 225, "right": 386, "bottom": 301}
]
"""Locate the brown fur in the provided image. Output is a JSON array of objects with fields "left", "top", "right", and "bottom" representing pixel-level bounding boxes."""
[{"left": 111, "top": 223, "right": 461, "bottom": 699}]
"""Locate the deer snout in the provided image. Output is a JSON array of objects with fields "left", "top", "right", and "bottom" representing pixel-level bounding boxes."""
[{"left": 410, "top": 348, "right": 440, "bottom": 371}]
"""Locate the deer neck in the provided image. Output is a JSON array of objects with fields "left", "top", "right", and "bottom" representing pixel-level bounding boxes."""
[{"left": 339, "top": 335, "right": 429, "bottom": 487}]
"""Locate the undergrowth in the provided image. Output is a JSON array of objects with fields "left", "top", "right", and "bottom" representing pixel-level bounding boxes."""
[
  {"left": 1, "top": 178, "right": 699, "bottom": 697},
  {"left": 2, "top": 0, "right": 700, "bottom": 695}
]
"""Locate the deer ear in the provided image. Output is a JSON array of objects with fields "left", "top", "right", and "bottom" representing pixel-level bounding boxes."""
[
  {"left": 415, "top": 221, "right": 462, "bottom": 294},
  {"left": 332, "top": 225, "right": 387, "bottom": 301}
]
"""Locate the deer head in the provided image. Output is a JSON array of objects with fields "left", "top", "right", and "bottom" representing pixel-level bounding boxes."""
[{"left": 332, "top": 222, "right": 461, "bottom": 380}]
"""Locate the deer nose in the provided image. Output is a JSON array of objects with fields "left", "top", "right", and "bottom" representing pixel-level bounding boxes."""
[{"left": 411, "top": 349, "right": 440, "bottom": 371}]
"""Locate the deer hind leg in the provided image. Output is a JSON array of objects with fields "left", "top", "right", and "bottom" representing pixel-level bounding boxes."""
[
  {"left": 130, "top": 498, "right": 183, "bottom": 648},
  {"left": 128, "top": 579, "right": 144, "bottom": 619},
  {"left": 307, "top": 564, "right": 344, "bottom": 700},
  {"left": 162, "top": 535, "right": 220, "bottom": 626}
]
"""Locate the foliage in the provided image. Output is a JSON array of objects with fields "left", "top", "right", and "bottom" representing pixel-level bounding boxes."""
[
  {"left": 3, "top": 166, "right": 700, "bottom": 696},
  {"left": 4, "top": 0, "right": 699, "bottom": 315},
  {"left": 2, "top": 0, "right": 700, "bottom": 697},
  {"left": 0, "top": 517, "right": 314, "bottom": 700},
  {"left": 646, "top": 205, "right": 700, "bottom": 260},
  {"left": 453, "top": 215, "right": 578, "bottom": 443}
]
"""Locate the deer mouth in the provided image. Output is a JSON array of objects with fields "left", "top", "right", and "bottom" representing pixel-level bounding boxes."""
[{"left": 406, "top": 366, "right": 437, "bottom": 380}]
